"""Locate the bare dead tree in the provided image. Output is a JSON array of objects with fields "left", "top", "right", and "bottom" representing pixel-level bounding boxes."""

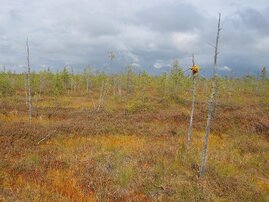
[
  {"left": 96, "top": 81, "right": 110, "bottom": 112},
  {"left": 24, "top": 69, "right": 28, "bottom": 106},
  {"left": 113, "top": 76, "right": 117, "bottom": 96},
  {"left": 84, "top": 65, "right": 92, "bottom": 93},
  {"left": 86, "top": 77, "right": 90, "bottom": 93},
  {"left": 26, "top": 38, "right": 32, "bottom": 124},
  {"left": 108, "top": 51, "right": 116, "bottom": 96},
  {"left": 164, "top": 72, "right": 169, "bottom": 97},
  {"left": 186, "top": 54, "right": 197, "bottom": 149},
  {"left": 118, "top": 76, "right": 122, "bottom": 97},
  {"left": 70, "top": 67, "right": 76, "bottom": 93},
  {"left": 108, "top": 51, "right": 116, "bottom": 62},
  {"left": 126, "top": 65, "right": 133, "bottom": 95},
  {"left": 200, "top": 13, "right": 222, "bottom": 177},
  {"left": 97, "top": 81, "right": 105, "bottom": 112},
  {"left": 91, "top": 96, "right": 96, "bottom": 110}
]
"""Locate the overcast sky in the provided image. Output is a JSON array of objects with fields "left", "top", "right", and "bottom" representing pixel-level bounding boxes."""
[{"left": 0, "top": 0, "right": 268, "bottom": 76}]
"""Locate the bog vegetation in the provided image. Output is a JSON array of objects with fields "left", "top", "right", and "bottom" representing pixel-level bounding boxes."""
[
  {"left": 0, "top": 13, "right": 269, "bottom": 201},
  {"left": 0, "top": 62, "right": 268, "bottom": 201}
]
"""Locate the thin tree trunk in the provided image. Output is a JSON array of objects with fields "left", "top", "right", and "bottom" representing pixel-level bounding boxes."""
[
  {"left": 91, "top": 96, "right": 96, "bottom": 111},
  {"left": 164, "top": 73, "right": 168, "bottom": 96},
  {"left": 200, "top": 13, "right": 221, "bottom": 177},
  {"left": 186, "top": 54, "right": 197, "bottom": 149},
  {"left": 26, "top": 38, "right": 32, "bottom": 124},
  {"left": 24, "top": 71, "right": 28, "bottom": 106},
  {"left": 39, "top": 78, "right": 42, "bottom": 96},
  {"left": 118, "top": 78, "right": 122, "bottom": 97},
  {"left": 113, "top": 77, "right": 117, "bottom": 96},
  {"left": 86, "top": 79, "right": 89, "bottom": 93},
  {"left": 97, "top": 81, "right": 104, "bottom": 112},
  {"left": 127, "top": 72, "right": 130, "bottom": 95},
  {"left": 142, "top": 85, "right": 146, "bottom": 102}
]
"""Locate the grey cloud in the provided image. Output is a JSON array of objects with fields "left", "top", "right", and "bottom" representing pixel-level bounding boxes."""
[
  {"left": 135, "top": 2, "right": 205, "bottom": 32},
  {"left": 0, "top": 0, "right": 268, "bottom": 76},
  {"left": 238, "top": 7, "right": 269, "bottom": 35}
]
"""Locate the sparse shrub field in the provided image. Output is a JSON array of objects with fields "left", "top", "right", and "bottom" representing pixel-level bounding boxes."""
[{"left": 0, "top": 70, "right": 268, "bottom": 201}]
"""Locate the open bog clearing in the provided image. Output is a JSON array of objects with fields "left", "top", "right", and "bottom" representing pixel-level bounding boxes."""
[
  {"left": 1, "top": 2, "right": 269, "bottom": 201},
  {"left": 0, "top": 80, "right": 268, "bottom": 201}
]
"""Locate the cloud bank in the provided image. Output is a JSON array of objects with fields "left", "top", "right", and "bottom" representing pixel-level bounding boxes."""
[{"left": 0, "top": 0, "right": 268, "bottom": 76}]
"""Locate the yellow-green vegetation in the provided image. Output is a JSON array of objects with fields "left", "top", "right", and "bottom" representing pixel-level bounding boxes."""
[{"left": 0, "top": 70, "right": 268, "bottom": 201}]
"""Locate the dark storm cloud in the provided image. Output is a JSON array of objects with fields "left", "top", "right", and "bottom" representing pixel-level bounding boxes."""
[{"left": 135, "top": 2, "right": 205, "bottom": 32}]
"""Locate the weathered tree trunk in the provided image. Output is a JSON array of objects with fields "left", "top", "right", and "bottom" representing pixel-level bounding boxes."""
[
  {"left": 200, "top": 13, "right": 222, "bottom": 177},
  {"left": 186, "top": 54, "right": 197, "bottom": 149},
  {"left": 97, "top": 81, "right": 110, "bottom": 112},
  {"left": 126, "top": 71, "right": 130, "bottom": 95},
  {"left": 142, "top": 85, "right": 146, "bottom": 102},
  {"left": 113, "top": 77, "right": 117, "bottom": 96},
  {"left": 26, "top": 38, "right": 32, "bottom": 124},
  {"left": 97, "top": 81, "right": 104, "bottom": 112},
  {"left": 164, "top": 73, "right": 168, "bottom": 96},
  {"left": 86, "top": 78, "right": 89, "bottom": 93},
  {"left": 118, "top": 78, "right": 122, "bottom": 97},
  {"left": 24, "top": 70, "right": 28, "bottom": 106}
]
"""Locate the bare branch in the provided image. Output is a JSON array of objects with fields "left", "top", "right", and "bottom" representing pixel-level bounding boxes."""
[
  {"left": 37, "top": 130, "right": 57, "bottom": 145},
  {"left": 207, "top": 42, "right": 216, "bottom": 49}
]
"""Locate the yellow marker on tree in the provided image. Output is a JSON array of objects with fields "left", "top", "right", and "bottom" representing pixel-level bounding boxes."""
[
  {"left": 186, "top": 54, "right": 198, "bottom": 150},
  {"left": 191, "top": 65, "right": 200, "bottom": 75}
]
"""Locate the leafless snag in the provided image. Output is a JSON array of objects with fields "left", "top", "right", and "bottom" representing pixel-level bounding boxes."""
[
  {"left": 200, "top": 13, "right": 222, "bottom": 177},
  {"left": 186, "top": 54, "right": 197, "bottom": 149},
  {"left": 96, "top": 81, "right": 110, "bottom": 112},
  {"left": 26, "top": 38, "right": 32, "bottom": 124},
  {"left": 118, "top": 76, "right": 122, "bottom": 97},
  {"left": 108, "top": 51, "right": 117, "bottom": 97},
  {"left": 24, "top": 69, "right": 28, "bottom": 106},
  {"left": 113, "top": 77, "right": 117, "bottom": 96},
  {"left": 164, "top": 72, "right": 168, "bottom": 96},
  {"left": 97, "top": 81, "right": 105, "bottom": 112}
]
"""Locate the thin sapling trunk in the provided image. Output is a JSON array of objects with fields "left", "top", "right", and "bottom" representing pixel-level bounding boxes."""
[
  {"left": 26, "top": 38, "right": 32, "bottom": 124},
  {"left": 186, "top": 54, "right": 197, "bottom": 149},
  {"left": 200, "top": 13, "right": 222, "bottom": 177}
]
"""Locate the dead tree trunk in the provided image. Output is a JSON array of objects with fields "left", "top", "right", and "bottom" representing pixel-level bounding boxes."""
[
  {"left": 86, "top": 78, "right": 90, "bottom": 93},
  {"left": 97, "top": 81, "right": 105, "bottom": 112},
  {"left": 24, "top": 70, "right": 28, "bottom": 106},
  {"left": 26, "top": 38, "right": 32, "bottom": 124},
  {"left": 113, "top": 77, "right": 117, "bottom": 96},
  {"left": 186, "top": 54, "right": 197, "bottom": 149},
  {"left": 200, "top": 13, "right": 222, "bottom": 177},
  {"left": 118, "top": 77, "right": 122, "bottom": 97},
  {"left": 97, "top": 81, "right": 110, "bottom": 112},
  {"left": 164, "top": 73, "right": 168, "bottom": 97}
]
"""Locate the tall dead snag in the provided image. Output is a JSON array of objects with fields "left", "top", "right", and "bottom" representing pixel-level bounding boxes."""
[
  {"left": 200, "top": 13, "right": 222, "bottom": 177},
  {"left": 24, "top": 69, "right": 28, "bottom": 106},
  {"left": 96, "top": 81, "right": 110, "bottom": 112},
  {"left": 26, "top": 38, "right": 32, "bottom": 124},
  {"left": 108, "top": 51, "right": 116, "bottom": 97},
  {"left": 186, "top": 54, "right": 198, "bottom": 149},
  {"left": 164, "top": 72, "right": 168, "bottom": 97},
  {"left": 118, "top": 76, "right": 122, "bottom": 97},
  {"left": 97, "top": 81, "right": 105, "bottom": 112},
  {"left": 126, "top": 66, "right": 130, "bottom": 95}
]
